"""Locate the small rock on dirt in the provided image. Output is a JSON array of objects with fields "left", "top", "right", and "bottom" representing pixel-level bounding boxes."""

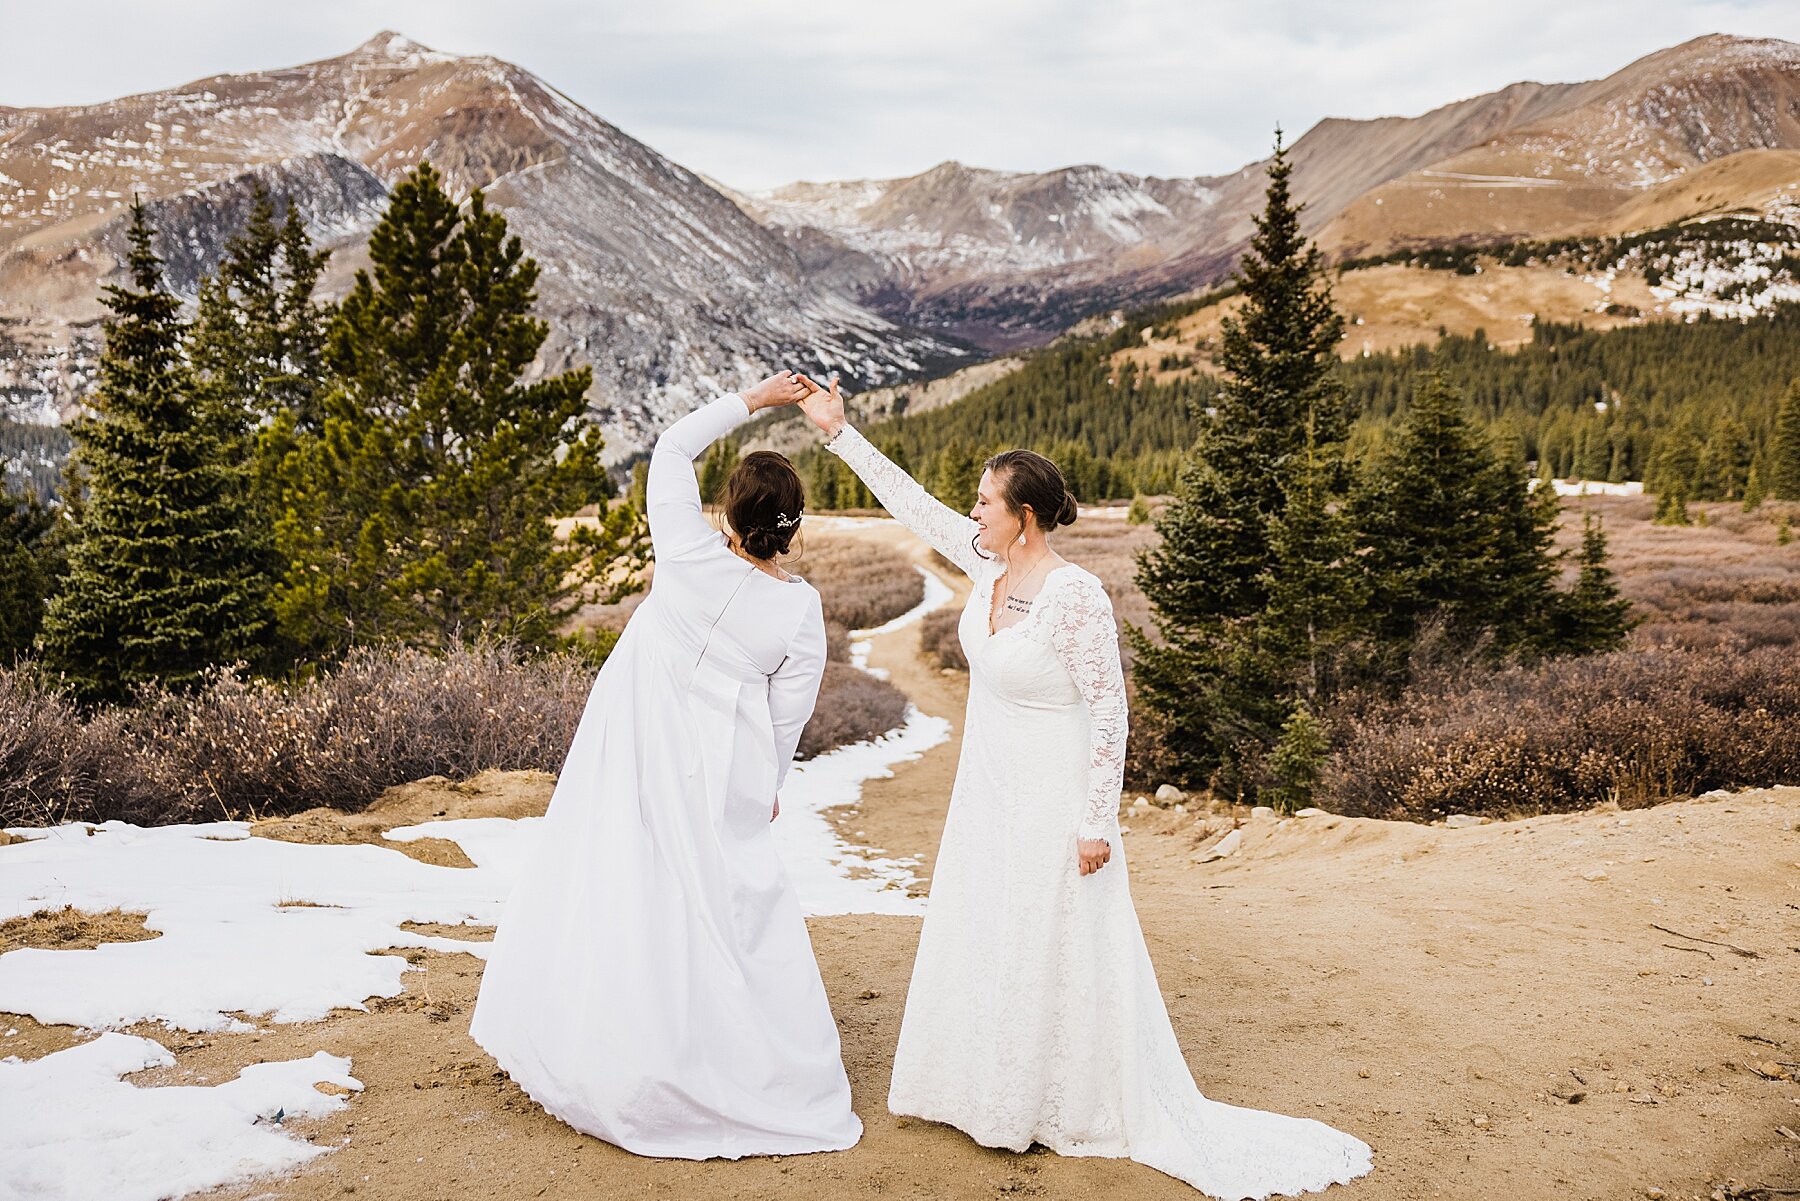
[
  {"left": 1194, "top": 829, "right": 1242, "bottom": 864},
  {"left": 1154, "top": 784, "right": 1185, "bottom": 805},
  {"left": 1443, "top": 814, "right": 1489, "bottom": 829}
]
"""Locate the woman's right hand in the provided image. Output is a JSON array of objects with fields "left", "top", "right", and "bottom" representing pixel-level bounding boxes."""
[
  {"left": 740, "top": 370, "right": 812, "bottom": 414},
  {"left": 797, "top": 373, "right": 846, "bottom": 437}
]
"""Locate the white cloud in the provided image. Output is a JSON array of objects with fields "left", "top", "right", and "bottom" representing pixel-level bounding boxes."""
[{"left": 1, "top": 0, "right": 1796, "bottom": 188}]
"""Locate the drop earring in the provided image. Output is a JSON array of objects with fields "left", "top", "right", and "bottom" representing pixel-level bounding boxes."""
[{"left": 1016, "top": 532, "right": 1025, "bottom": 546}]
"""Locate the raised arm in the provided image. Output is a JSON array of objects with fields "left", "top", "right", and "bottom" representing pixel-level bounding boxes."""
[
  {"left": 822, "top": 423, "right": 985, "bottom": 578},
  {"left": 799, "top": 373, "right": 985, "bottom": 578},
  {"left": 1045, "top": 572, "right": 1128, "bottom": 847},
  {"left": 646, "top": 393, "right": 753, "bottom": 559},
  {"left": 647, "top": 372, "right": 812, "bottom": 559},
  {"left": 769, "top": 592, "right": 829, "bottom": 794}
]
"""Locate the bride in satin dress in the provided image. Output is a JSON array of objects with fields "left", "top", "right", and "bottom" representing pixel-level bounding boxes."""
[
  {"left": 799, "top": 375, "right": 1373, "bottom": 1199},
  {"left": 469, "top": 372, "right": 861, "bottom": 1159}
]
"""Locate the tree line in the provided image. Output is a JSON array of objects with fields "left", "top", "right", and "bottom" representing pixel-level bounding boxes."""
[{"left": 815, "top": 270, "right": 1800, "bottom": 515}]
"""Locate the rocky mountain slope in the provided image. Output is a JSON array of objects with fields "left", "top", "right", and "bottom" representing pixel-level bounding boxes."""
[
  {"left": 0, "top": 32, "right": 972, "bottom": 459},
  {"left": 735, "top": 34, "right": 1800, "bottom": 348}
]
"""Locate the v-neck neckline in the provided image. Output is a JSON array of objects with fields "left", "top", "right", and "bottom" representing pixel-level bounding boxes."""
[{"left": 985, "top": 561, "right": 1075, "bottom": 640}]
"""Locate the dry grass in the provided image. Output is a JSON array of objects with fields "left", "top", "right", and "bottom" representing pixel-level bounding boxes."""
[
  {"left": 795, "top": 537, "right": 925, "bottom": 630},
  {"left": 0, "top": 905, "right": 160, "bottom": 953},
  {"left": 1565, "top": 495, "right": 1800, "bottom": 650}
]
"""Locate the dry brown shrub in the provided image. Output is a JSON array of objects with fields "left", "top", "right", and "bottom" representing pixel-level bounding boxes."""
[
  {"left": 1322, "top": 645, "right": 1800, "bottom": 820},
  {"left": 796, "top": 663, "right": 910, "bottom": 759},
  {"left": 796, "top": 538, "right": 925, "bottom": 629},
  {"left": 919, "top": 609, "right": 968, "bottom": 671},
  {"left": 2, "top": 635, "right": 908, "bottom": 829}
]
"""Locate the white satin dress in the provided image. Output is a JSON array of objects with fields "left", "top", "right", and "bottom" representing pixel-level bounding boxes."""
[
  {"left": 469, "top": 392, "right": 861, "bottom": 1159},
  {"left": 824, "top": 423, "right": 1373, "bottom": 1199}
]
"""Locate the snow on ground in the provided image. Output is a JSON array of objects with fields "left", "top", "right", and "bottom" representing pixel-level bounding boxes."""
[
  {"left": 0, "top": 821, "right": 514, "bottom": 1033},
  {"left": 1541, "top": 478, "right": 1645, "bottom": 497},
  {"left": 770, "top": 708, "right": 947, "bottom": 916},
  {"left": 0, "top": 1032, "right": 360, "bottom": 1201}
]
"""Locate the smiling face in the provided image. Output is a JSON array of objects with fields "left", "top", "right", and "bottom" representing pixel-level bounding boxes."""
[{"left": 971, "top": 466, "right": 1031, "bottom": 554}]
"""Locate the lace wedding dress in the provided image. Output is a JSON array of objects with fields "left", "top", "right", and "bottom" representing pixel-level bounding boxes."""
[
  {"left": 825, "top": 423, "right": 1372, "bottom": 1199},
  {"left": 469, "top": 393, "right": 860, "bottom": 1159}
]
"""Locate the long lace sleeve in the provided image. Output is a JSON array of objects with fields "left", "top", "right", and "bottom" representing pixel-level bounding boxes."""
[
  {"left": 647, "top": 393, "right": 751, "bottom": 559},
  {"left": 823, "top": 423, "right": 985, "bottom": 578},
  {"left": 1046, "top": 571, "right": 1129, "bottom": 843}
]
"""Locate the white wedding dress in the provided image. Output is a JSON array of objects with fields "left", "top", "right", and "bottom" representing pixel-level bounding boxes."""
[
  {"left": 469, "top": 393, "right": 861, "bottom": 1159},
  {"left": 825, "top": 424, "right": 1372, "bottom": 1199}
]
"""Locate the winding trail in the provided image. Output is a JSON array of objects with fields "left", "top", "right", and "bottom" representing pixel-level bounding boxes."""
[{"left": 814, "top": 518, "right": 972, "bottom": 884}]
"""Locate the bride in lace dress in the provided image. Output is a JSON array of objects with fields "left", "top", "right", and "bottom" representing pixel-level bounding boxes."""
[{"left": 799, "top": 377, "right": 1372, "bottom": 1199}]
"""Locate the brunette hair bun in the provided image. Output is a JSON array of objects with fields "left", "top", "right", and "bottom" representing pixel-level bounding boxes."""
[
  {"left": 984, "top": 448, "right": 1079, "bottom": 531},
  {"left": 720, "top": 450, "right": 805, "bottom": 560}
]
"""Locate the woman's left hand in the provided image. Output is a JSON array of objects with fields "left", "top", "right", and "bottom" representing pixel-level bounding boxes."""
[
  {"left": 1077, "top": 837, "right": 1111, "bottom": 875},
  {"left": 742, "top": 370, "right": 812, "bottom": 413}
]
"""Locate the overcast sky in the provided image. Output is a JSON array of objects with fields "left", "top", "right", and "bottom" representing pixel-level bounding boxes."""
[{"left": 3, "top": 1, "right": 1797, "bottom": 190}]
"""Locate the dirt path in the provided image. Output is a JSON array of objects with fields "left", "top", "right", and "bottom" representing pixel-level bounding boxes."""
[
  {"left": 5, "top": 519, "right": 1798, "bottom": 1200},
  {"left": 820, "top": 519, "right": 971, "bottom": 884}
]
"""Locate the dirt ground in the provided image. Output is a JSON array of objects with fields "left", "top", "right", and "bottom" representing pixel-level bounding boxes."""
[{"left": 5, "top": 521, "right": 1798, "bottom": 1201}]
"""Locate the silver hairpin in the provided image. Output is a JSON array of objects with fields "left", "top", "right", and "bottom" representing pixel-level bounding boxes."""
[{"left": 774, "top": 511, "right": 802, "bottom": 529}]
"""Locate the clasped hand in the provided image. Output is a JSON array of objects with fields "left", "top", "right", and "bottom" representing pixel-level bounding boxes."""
[
  {"left": 1078, "top": 837, "right": 1111, "bottom": 876},
  {"left": 741, "top": 370, "right": 846, "bottom": 439}
]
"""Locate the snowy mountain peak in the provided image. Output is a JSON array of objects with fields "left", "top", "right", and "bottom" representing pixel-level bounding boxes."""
[{"left": 341, "top": 30, "right": 459, "bottom": 66}]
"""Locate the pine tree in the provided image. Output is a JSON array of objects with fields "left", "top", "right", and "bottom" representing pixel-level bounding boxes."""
[
  {"left": 1482, "top": 442, "right": 1568, "bottom": 657},
  {"left": 1699, "top": 413, "right": 1753, "bottom": 501},
  {"left": 1257, "top": 414, "right": 1367, "bottom": 706},
  {"left": 1349, "top": 372, "right": 1506, "bottom": 663},
  {"left": 271, "top": 164, "right": 645, "bottom": 654},
  {"left": 806, "top": 451, "right": 840, "bottom": 511},
  {"left": 1647, "top": 419, "right": 1702, "bottom": 501},
  {"left": 627, "top": 460, "right": 649, "bottom": 515},
  {"left": 188, "top": 183, "right": 332, "bottom": 666},
  {"left": 1262, "top": 701, "right": 1329, "bottom": 813},
  {"left": 1774, "top": 378, "right": 1800, "bottom": 501},
  {"left": 1653, "top": 485, "right": 1691, "bottom": 526},
  {"left": 1550, "top": 513, "right": 1636, "bottom": 653},
  {"left": 0, "top": 467, "right": 67, "bottom": 660},
  {"left": 1129, "top": 129, "right": 1349, "bottom": 788},
  {"left": 930, "top": 439, "right": 981, "bottom": 513},
  {"left": 1742, "top": 460, "right": 1767, "bottom": 511},
  {"left": 699, "top": 437, "right": 740, "bottom": 504},
  {"left": 38, "top": 199, "right": 269, "bottom": 701}
]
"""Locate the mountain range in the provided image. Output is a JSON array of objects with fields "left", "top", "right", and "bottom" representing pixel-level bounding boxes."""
[{"left": 2, "top": 30, "right": 1796, "bottom": 460}]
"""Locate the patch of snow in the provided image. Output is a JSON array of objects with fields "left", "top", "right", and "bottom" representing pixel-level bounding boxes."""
[
  {"left": 0, "top": 822, "right": 515, "bottom": 1032},
  {"left": 0, "top": 1032, "right": 360, "bottom": 1201}
]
